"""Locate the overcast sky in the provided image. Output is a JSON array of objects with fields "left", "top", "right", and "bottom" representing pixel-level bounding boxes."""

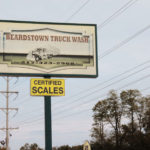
[{"left": 0, "top": 0, "right": 150, "bottom": 149}]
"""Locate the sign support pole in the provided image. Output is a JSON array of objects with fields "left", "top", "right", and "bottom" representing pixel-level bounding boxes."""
[{"left": 44, "top": 77, "right": 52, "bottom": 150}]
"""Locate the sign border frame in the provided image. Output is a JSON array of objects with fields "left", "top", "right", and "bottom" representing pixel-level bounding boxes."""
[{"left": 0, "top": 20, "right": 98, "bottom": 78}]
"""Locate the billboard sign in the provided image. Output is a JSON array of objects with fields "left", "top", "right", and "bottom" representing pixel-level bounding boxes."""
[{"left": 0, "top": 20, "right": 98, "bottom": 77}]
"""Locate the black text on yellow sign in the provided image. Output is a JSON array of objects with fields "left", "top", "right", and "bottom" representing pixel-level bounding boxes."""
[{"left": 30, "top": 79, "right": 65, "bottom": 96}]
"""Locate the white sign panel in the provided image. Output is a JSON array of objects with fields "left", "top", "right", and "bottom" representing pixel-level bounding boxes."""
[{"left": 0, "top": 20, "right": 98, "bottom": 77}]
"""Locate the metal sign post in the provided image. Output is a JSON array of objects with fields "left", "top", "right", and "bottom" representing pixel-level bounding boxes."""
[
  {"left": 44, "top": 77, "right": 52, "bottom": 150},
  {"left": 44, "top": 95, "right": 52, "bottom": 150}
]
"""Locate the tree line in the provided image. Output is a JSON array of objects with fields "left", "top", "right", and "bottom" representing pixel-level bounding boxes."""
[{"left": 91, "top": 89, "right": 150, "bottom": 150}]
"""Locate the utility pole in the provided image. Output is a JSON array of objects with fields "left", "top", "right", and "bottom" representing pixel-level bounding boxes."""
[{"left": 0, "top": 77, "right": 19, "bottom": 150}]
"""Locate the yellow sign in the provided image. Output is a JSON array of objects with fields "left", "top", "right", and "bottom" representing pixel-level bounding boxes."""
[
  {"left": 83, "top": 141, "right": 91, "bottom": 150},
  {"left": 30, "top": 79, "right": 65, "bottom": 96}
]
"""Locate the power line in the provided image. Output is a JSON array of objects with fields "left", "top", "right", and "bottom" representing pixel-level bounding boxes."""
[
  {"left": 19, "top": 109, "right": 90, "bottom": 127},
  {"left": 10, "top": 78, "right": 28, "bottom": 89},
  {"left": 52, "top": 66, "right": 150, "bottom": 114},
  {"left": 65, "top": 0, "right": 90, "bottom": 22},
  {"left": 19, "top": 118, "right": 44, "bottom": 127},
  {"left": 53, "top": 59, "right": 150, "bottom": 110},
  {"left": 17, "top": 114, "right": 44, "bottom": 127},
  {"left": 99, "top": 24, "right": 150, "bottom": 59},
  {"left": 98, "top": 0, "right": 139, "bottom": 29},
  {"left": 53, "top": 75, "right": 150, "bottom": 121},
  {"left": 141, "top": 86, "right": 150, "bottom": 92},
  {"left": 53, "top": 65, "right": 150, "bottom": 116}
]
